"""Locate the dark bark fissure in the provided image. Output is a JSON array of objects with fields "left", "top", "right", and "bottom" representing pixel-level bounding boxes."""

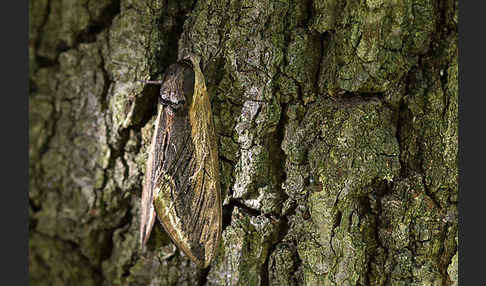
[
  {"left": 261, "top": 215, "right": 289, "bottom": 286},
  {"left": 227, "top": 198, "right": 262, "bottom": 217},
  {"left": 260, "top": 101, "right": 291, "bottom": 286},
  {"left": 35, "top": 99, "right": 59, "bottom": 161},
  {"left": 76, "top": 0, "right": 121, "bottom": 44},
  {"left": 157, "top": 0, "right": 194, "bottom": 72},
  {"left": 33, "top": 0, "right": 54, "bottom": 68}
]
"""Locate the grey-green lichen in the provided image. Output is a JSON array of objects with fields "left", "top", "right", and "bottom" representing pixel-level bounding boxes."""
[
  {"left": 30, "top": 0, "right": 458, "bottom": 285},
  {"left": 207, "top": 208, "right": 279, "bottom": 285},
  {"left": 318, "top": 0, "right": 438, "bottom": 94},
  {"left": 376, "top": 174, "right": 448, "bottom": 285},
  {"left": 280, "top": 96, "right": 400, "bottom": 285},
  {"left": 447, "top": 250, "right": 458, "bottom": 286}
]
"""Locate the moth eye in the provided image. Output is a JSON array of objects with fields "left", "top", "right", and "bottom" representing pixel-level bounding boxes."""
[
  {"left": 183, "top": 67, "right": 195, "bottom": 105},
  {"left": 160, "top": 88, "right": 168, "bottom": 100}
]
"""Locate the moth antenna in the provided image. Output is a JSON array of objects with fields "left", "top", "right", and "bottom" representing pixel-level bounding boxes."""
[{"left": 139, "top": 80, "right": 164, "bottom": 85}]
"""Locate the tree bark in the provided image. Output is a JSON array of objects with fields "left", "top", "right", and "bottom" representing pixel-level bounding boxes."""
[{"left": 29, "top": 0, "right": 458, "bottom": 285}]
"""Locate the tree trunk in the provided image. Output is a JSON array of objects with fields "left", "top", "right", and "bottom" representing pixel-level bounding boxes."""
[{"left": 29, "top": 0, "right": 458, "bottom": 285}]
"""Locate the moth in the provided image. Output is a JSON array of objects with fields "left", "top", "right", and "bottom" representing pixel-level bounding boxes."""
[{"left": 139, "top": 54, "right": 222, "bottom": 268}]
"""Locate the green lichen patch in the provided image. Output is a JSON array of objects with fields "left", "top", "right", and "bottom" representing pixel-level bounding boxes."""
[
  {"left": 283, "top": 29, "right": 322, "bottom": 102},
  {"left": 207, "top": 208, "right": 279, "bottom": 285},
  {"left": 268, "top": 243, "right": 302, "bottom": 286},
  {"left": 282, "top": 97, "right": 400, "bottom": 200},
  {"left": 375, "top": 174, "right": 454, "bottom": 285},
  {"left": 318, "top": 0, "right": 437, "bottom": 94},
  {"left": 310, "top": 0, "right": 341, "bottom": 33},
  {"left": 31, "top": 42, "right": 111, "bottom": 254},
  {"left": 447, "top": 251, "right": 458, "bottom": 286},
  {"left": 31, "top": 0, "right": 115, "bottom": 63},
  {"left": 280, "top": 96, "right": 400, "bottom": 285},
  {"left": 398, "top": 33, "right": 458, "bottom": 207},
  {"left": 29, "top": 233, "right": 101, "bottom": 286},
  {"left": 312, "top": 99, "right": 399, "bottom": 196},
  {"left": 288, "top": 187, "right": 379, "bottom": 285}
]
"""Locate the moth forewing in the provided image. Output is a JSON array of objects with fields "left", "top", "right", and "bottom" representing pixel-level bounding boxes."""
[
  {"left": 140, "top": 103, "right": 165, "bottom": 247},
  {"left": 140, "top": 55, "right": 222, "bottom": 268}
]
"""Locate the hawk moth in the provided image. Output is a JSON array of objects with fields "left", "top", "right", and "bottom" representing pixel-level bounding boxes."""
[{"left": 139, "top": 54, "right": 222, "bottom": 268}]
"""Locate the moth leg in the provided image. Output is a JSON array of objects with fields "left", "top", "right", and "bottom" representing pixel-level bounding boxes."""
[{"left": 160, "top": 244, "right": 178, "bottom": 261}]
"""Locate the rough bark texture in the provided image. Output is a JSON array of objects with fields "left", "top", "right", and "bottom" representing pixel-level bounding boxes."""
[{"left": 29, "top": 0, "right": 458, "bottom": 285}]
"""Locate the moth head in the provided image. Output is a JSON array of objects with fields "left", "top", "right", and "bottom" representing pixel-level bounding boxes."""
[
  {"left": 182, "top": 53, "right": 200, "bottom": 68},
  {"left": 160, "top": 62, "right": 195, "bottom": 116}
]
